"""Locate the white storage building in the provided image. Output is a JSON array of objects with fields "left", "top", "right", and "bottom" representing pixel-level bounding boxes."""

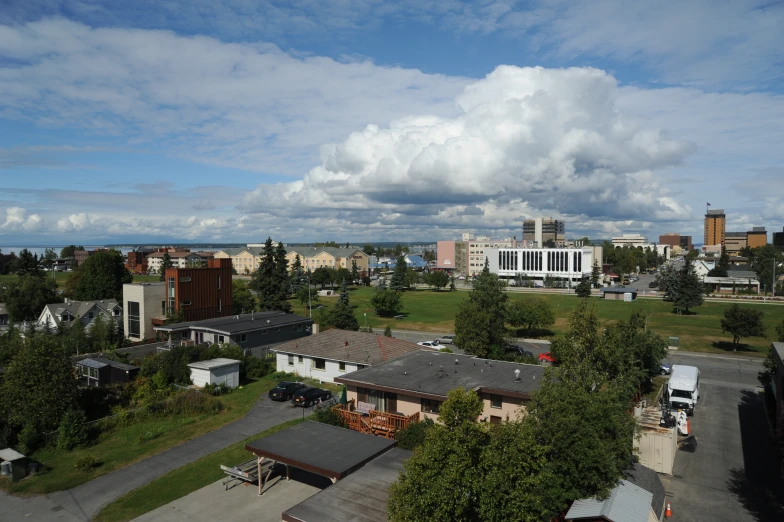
[{"left": 187, "top": 358, "right": 241, "bottom": 388}]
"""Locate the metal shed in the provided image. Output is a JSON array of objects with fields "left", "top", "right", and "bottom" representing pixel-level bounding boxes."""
[
  {"left": 187, "top": 358, "right": 240, "bottom": 388},
  {"left": 635, "top": 409, "right": 677, "bottom": 475},
  {"left": 0, "top": 448, "right": 28, "bottom": 482},
  {"left": 244, "top": 421, "right": 397, "bottom": 496}
]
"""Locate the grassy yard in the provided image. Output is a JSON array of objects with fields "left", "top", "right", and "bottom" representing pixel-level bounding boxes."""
[
  {"left": 297, "top": 287, "right": 784, "bottom": 356},
  {"left": 0, "top": 273, "right": 160, "bottom": 290},
  {"left": 2, "top": 376, "right": 283, "bottom": 495},
  {"left": 93, "top": 418, "right": 304, "bottom": 522}
]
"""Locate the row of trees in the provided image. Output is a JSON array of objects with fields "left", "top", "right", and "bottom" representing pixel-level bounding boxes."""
[{"left": 388, "top": 301, "right": 668, "bottom": 521}]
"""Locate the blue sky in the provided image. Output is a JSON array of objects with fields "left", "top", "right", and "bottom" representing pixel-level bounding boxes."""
[{"left": 1, "top": 1, "right": 783, "bottom": 245}]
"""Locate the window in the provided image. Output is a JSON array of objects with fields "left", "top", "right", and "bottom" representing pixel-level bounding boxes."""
[
  {"left": 240, "top": 334, "right": 247, "bottom": 343},
  {"left": 262, "top": 329, "right": 268, "bottom": 335},
  {"left": 217, "top": 335, "right": 225, "bottom": 343},
  {"left": 218, "top": 275, "right": 221, "bottom": 290},
  {"left": 339, "top": 361, "right": 346, "bottom": 371},
  {"left": 88, "top": 312, "right": 94, "bottom": 319},
  {"left": 128, "top": 301, "right": 140, "bottom": 338},
  {"left": 274, "top": 327, "right": 280, "bottom": 332},
  {"left": 313, "top": 358, "right": 326, "bottom": 370},
  {"left": 218, "top": 298, "right": 222, "bottom": 312},
  {"left": 357, "top": 364, "right": 365, "bottom": 370},
  {"left": 180, "top": 277, "right": 192, "bottom": 282},
  {"left": 421, "top": 398, "right": 442, "bottom": 414},
  {"left": 298, "top": 355, "right": 303, "bottom": 363},
  {"left": 181, "top": 300, "right": 192, "bottom": 306},
  {"left": 490, "top": 415, "right": 502, "bottom": 425},
  {"left": 162, "top": 301, "right": 167, "bottom": 315},
  {"left": 89, "top": 367, "right": 99, "bottom": 378},
  {"left": 288, "top": 354, "right": 294, "bottom": 366},
  {"left": 113, "top": 307, "right": 121, "bottom": 316},
  {"left": 490, "top": 394, "right": 502, "bottom": 409}
]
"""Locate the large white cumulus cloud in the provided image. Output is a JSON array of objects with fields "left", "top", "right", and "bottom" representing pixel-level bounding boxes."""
[{"left": 242, "top": 66, "right": 694, "bottom": 229}]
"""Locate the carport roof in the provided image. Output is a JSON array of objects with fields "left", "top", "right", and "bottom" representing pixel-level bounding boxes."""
[
  {"left": 282, "top": 447, "right": 411, "bottom": 522},
  {"left": 244, "top": 421, "right": 396, "bottom": 481}
]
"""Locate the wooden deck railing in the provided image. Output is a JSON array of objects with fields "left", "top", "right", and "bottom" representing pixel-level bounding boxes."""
[{"left": 333, "top": 400, "right": 420, "bottom": 439}]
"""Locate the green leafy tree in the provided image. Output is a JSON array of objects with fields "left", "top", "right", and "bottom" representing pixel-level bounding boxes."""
[
  {"left": 721, "top": 304, "right": 766, "bottom": 350},
  {"left": 362, "top": 244, "right": 376, "bottom": 256},
  {"left": 370, "top": 288, "right": 403, "bottom": 317},
  {"left": 1, "top": 273, "right": 59, "bottom": 322},
  {"left": 426, "top": 271, "right": 450, "bottom": 291},
  {"left": 388, "top": 388, "right": 488, "bottom": 522},
  {"left": 384, "top": 325, "right": 392, "bottom": 337},
  {"left": 390, "top": 255, "right": 407, "bottom": 291},
  {"left": 590, "top": 260, "right": 601, "bottom": 288},
  {"left": 41, "top": 247, "right": 57, "bottom": 268},
  {"left": 405, "top": 268, "right": 420, "bottom": 289},
  {"left": 232, "top": 279, "right": 256, "bottom": 313},
  {"left": 311, "top": 266, "right": 333, "bottom": 289},
  {"left": 57, "top": 409, "right": 89, "bottom": 450},
  {"left": 505, "top": 297, "right": 555, "bottom": 334},
  {"left": 60, "top": 245, "right": 84, "bottom": 260},
  {"left": 477, "top": 419, "right": 559, "bottom": 522},
  {"left": 750, "top": 244, "right": 783, "bottom": 295},
  {"left": 777, "top": 317, "right": 784, "bottom": 342},
  {"left": 613, "top": 247, "right": 636, "bottom": 282},
  {"left": 454, "top": 265, "right": 508, "bottom": 357},
  {"left": 575, "top": 278, "right": 592, "bottom": 298},
  {"left": 69, "top": 250, "right": 132, "bottom": 301},
  {"left": 335, "top": 267, "right": 351, "bottom": 288},
  {"left": 0, "top": 335, "right": 79, "bottom": 450}
]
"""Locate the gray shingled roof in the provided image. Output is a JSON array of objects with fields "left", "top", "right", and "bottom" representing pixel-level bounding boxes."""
[
  {"left": 336, "top": 350, "right": 543, "bottom": 399},
  {"left": 625, "top": 462, "right": 666, "bottom": 520},
  {"left": 288, "top": 246, "right": 365, "bottom": 259},
  {"left": 272, "top": 329, "right": 424, "bottom": 366},
  {"left": 566, "top": 479, "right": 653, "bottom": 522},
  {"left": 43, "top": 299, "right": 121, "bottom": 327},
  {"left": 282, "top": 447, "right": 411, "bottom": 522}
]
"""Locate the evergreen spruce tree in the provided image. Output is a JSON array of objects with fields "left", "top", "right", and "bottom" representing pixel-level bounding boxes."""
[
  {"left": 390, "top": 255, "right": 407, "bottom": 291},
  {"left": 159, "top": 252, "right": 173, "bottom": 281},
  {"left": 591, "top": 260, "right": 601, "bottom": 288},
  {"left": 330, "top": 279, "right": 359, "bottom": 330},
  {"left": 351, "top": 259, "right": 360, "bottom": 283},
  {"left": 251, "top": 238, "right": 291, "bottom": 312},
  {"left": 339, "top": 279, "right": 350, "bottom": 306},
  {"left": 291, "top": 254, "right": 303, "bottom": 294},
  {"left": 674, "top": 258, "right": 704, "bottom": 314}
]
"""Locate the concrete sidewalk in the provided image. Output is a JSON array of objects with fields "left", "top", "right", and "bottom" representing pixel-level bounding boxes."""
[{"left": 0, "top": 398, "right": 305, "bottom": 522}]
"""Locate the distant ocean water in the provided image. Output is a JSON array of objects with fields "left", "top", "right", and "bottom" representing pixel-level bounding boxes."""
[{"left": 0, "top": 246, "right": 135, "bottom": 258}]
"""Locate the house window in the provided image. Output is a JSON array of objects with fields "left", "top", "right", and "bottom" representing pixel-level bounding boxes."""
[
  {"left": 240, "top": 334, "right": 247, "bottom": 342},
  {"left": 180, "top": 277, "right": 192, "bottom": 282},
  {"left": 298, "top": 355, "right": 303, "bottom": 363},
  {"left": 313, "top": 358, "right": 326, "bottom": 370},
  {"left": 128, "top": 301, "right": 140, "bottom": 338},
  {"left": 88, "top": 312, "right": 94, "bottom": 319},
  {"left": 113, "top": 307, "right": 121, "bottom": 316},
  {"left": 162, "top": 301, "right": 166, "bottom": 315},
  {"left": 490, "top": 394, "right": 502, "bottom": 409},
  {"left": 288, "top": 354, "right": 294, "bottom": 366},
  {"left": 490, "top": 415, "right": 502, "bottom": 425},
  {"left": 421, "top": 398, "right": 442, "bottom": 414},
  {"left": 181, "top": 300, "right": 192, "bottom": 306},
  {"left": 339, "top": 361, "right": 346, "bottom": 371},
  {"left": 218, "top": 276, "right": 221, "bottom": 290},
  {"left": 217, "top": 335, "right": 225, "bottom": 343},
  {"left": 218, "top": 298, "right": 222, "bottom": 312},
  {"left": 357, "top": 365, "right": 365, "bottom": 370}
]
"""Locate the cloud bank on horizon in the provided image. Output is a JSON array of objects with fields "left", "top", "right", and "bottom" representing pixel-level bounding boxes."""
[{"left": 0, "top": 3, "right": 782, "bottom": 244}]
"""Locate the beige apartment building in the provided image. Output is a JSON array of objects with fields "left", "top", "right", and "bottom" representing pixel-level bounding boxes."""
[
  {"left": 286, "top": 247, "right": 369, "bottom": 276},
  {"left": 213, "top": 247, "right": 265, "bottom": 274}
]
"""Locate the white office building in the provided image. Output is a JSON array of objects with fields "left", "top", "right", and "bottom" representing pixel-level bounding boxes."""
[{"left": 485, "top": 247, "right": 596, "bottom": 284}]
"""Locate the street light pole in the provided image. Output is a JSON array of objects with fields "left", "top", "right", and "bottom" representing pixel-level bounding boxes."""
[{"left": 308, "top": 274, "right": 312, "bottom": 318}]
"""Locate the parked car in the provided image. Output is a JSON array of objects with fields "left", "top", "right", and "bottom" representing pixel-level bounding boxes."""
[
  {"left": 649, "top": 281, "right": 659, "bottom": 288},
  {"left": 268, "top": 381, "right": 307, "bottom": 401},
  {"left": 505, "top": 345, "right": 534, "bottom": 358},
  {"left": 418, "top": 341, "right": 446, "bottom": 350},
  {"left": 291, "top": 387, "right": 334, "bottom": 407},
  {"left": 440, "top": 335, "right": 456, "bottom": 345},
  {"left": 538, "top": 352, "right": 557, "bottom": 364},
  {"left": 660, "top": 358, "right": 672, "bottom": 375}
]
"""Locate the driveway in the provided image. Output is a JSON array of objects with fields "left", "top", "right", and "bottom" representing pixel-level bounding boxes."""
[
  {"left": 0, "top": 398, "right": 306, "bottom": 522},
  {"left": 666, "top": 353, "right": 784, "bottom": 522}
]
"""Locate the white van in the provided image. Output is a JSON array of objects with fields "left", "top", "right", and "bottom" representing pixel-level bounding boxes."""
[{"left": 667, "top": 365, "right": 700, "bottom": 415}]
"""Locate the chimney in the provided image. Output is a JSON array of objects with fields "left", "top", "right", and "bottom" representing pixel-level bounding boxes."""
[{"left": 312, "top": 323, "right": 320, "bottom": 335}]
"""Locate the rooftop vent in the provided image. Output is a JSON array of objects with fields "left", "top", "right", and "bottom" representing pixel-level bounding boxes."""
[
  {"left": 514, "top": 369, "right": 521, "bottom": 381},
  {"left": 345, "top": 341, "right": 349, "bottom": 346},
  {"left": 454, "top": 359, "right": 459, "bottom": 365}
]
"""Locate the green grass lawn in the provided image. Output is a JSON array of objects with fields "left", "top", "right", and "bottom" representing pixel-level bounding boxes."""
[
  {"left": 93, "top": 418, "right": 303, "bottom": 522},
  {"left": 296, "top": 287, "right": 783, "bottom": 356},
  {"left": 0, "top": 273, "right": 160, "bottom": 290},
  {"left": 2, "top": 376, "right": 282, "bottom": 495}
]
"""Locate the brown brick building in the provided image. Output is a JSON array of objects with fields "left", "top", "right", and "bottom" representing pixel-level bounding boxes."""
[{"left": 125, "top": 251, "right": 148, "bottom": 274}]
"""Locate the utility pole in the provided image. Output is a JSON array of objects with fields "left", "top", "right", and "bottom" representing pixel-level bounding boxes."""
[{"left": 773, "top": 257, "right": 777, "bottom": 298}]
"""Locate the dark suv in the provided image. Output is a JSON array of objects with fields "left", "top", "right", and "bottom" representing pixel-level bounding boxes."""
[
  {"left": 268, "top": 381, "right": 307, "bottom": 402},
  {"left": 291, "top": 387, "right": 334, "bottom": 407}
]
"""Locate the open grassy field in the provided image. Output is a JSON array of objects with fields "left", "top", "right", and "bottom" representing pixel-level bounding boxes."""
[
  {"left": 0, "top": 273, "right": 160, "bottom": 290},
  {"left": 295, "top": 287, "right": 784, "bottom": 356},
  {"left": 1, "top": 375, "right": 282, "bottom": 495},
  {"left": 93, "top": 418, "right": 304, "bottom": 522}
]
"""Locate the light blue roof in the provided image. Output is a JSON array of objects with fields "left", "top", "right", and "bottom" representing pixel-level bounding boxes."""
[{"left": 566, "top": 480, "right": 653, "bottom": 522}]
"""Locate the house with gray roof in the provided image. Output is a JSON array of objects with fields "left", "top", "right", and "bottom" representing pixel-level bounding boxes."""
[
  {"left": 272, "top": 329, "right": 426, "bottom": 383},
  {"left": 336, "top": 350, "right": 543, "bottom": 423},
  {"left": 37, "top": 298, "right": 122, "bottom": 333},
  {"left": 566, "top": 462, "right": 667, "bottom": 522}
]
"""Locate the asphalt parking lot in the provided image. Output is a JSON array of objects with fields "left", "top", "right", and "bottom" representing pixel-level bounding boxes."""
[{"left": 666, "top": 352, "right": 784, "bottom": 522}]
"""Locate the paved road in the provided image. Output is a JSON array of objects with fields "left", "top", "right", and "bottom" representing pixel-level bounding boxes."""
[
  {"left": 389, "top": 329, "right": 550, "bottom": 357},
  {"left": 665, "top": 352, "right": 784, "bottom": 522},
  {"left": 0, "top": 399, "right": 306, "bottom": 522}
]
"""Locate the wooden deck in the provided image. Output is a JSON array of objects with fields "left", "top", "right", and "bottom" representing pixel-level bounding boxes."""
[{"left": 333, "top": 400, "right": 419, "bottom": 439}]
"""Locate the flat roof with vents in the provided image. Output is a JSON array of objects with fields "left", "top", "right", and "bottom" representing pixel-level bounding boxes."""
[{"left": 336, "top": 350, "right": 543, "bottom": 400}]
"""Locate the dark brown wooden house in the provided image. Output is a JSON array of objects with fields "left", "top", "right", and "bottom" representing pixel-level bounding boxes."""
[{"left": 75, "top": 357, "right": 139, "bottom": 387}]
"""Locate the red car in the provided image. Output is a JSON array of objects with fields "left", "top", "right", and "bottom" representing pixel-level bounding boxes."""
[{"left": 538, "top": 352, "right": 556, "bottom": 363}]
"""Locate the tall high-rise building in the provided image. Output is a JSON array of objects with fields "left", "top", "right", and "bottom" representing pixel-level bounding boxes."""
[
  {"left": 522, "top": 218, "right": 565, "bottom": 246},
  {"left": 704, "top": 209, "right": 726, "bottom": 246},
  {"left": 659, "top": 233, "right": 693, "bottom": 251},
  {"left": 773, "top": 227, "right": 784, "bottom": 252},
  {"left": 747, "top": 226, "right": 767, "bottom": 248}
]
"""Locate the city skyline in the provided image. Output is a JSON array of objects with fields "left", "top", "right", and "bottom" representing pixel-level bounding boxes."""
[{"left": 1, "top": 1, "right": 783, "bottom": 244}]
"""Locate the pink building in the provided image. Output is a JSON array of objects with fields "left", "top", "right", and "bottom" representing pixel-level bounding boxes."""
[{"left": 436, "top": 241, "right": 457, "bottom": 270}]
